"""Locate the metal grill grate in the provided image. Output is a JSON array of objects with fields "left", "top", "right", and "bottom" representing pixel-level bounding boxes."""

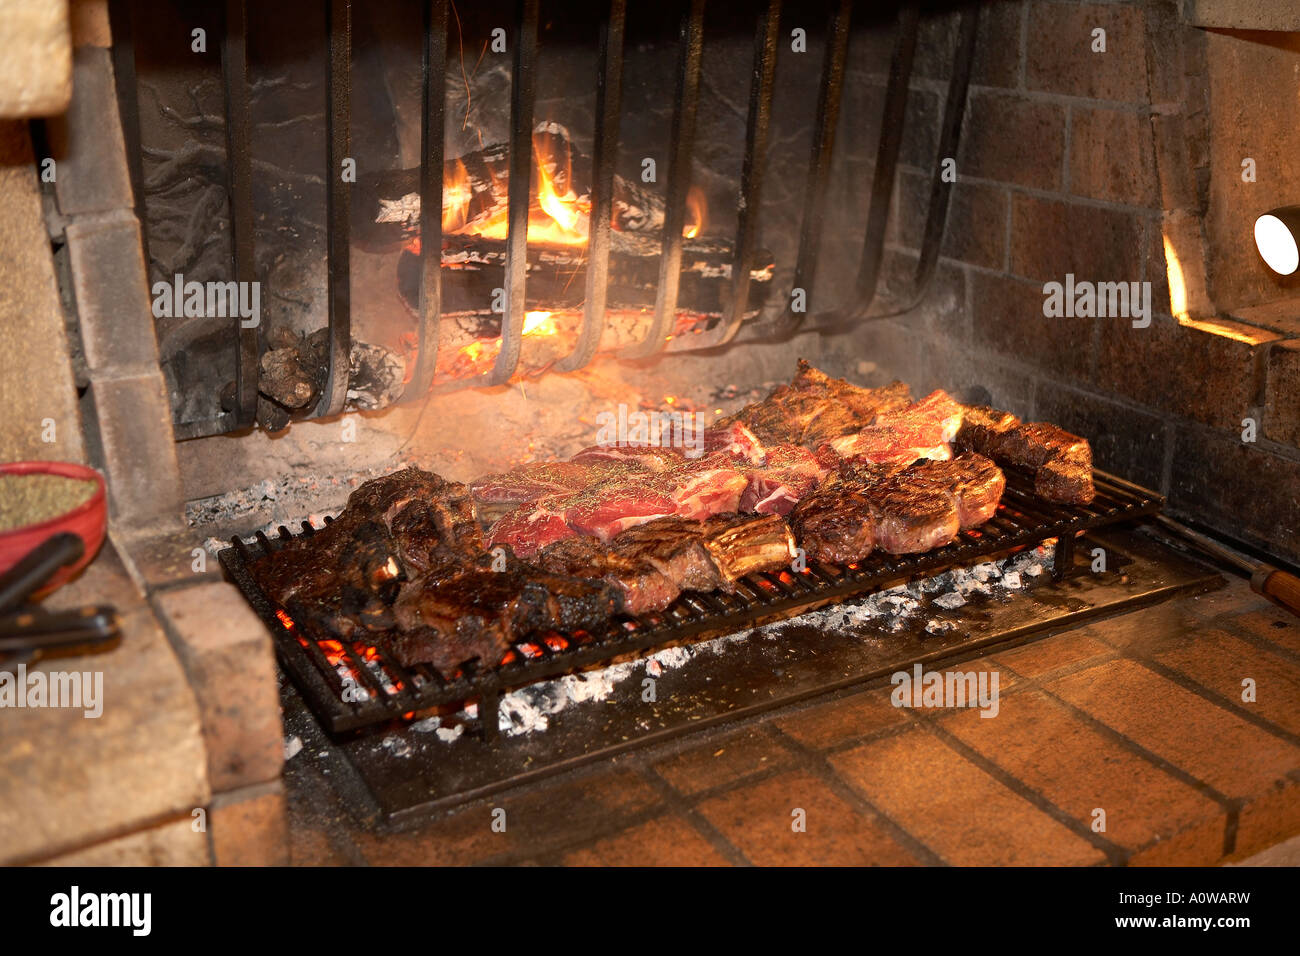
[{"left": 219, "top": 468, "right": 1161, "bottom": 737}]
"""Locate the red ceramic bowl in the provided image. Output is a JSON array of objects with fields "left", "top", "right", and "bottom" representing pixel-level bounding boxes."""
[{"left": 0, "top": 461, "right": 108, "bottom": 596}]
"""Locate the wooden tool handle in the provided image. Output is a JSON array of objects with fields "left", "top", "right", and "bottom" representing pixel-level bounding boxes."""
[{"left": 1253, "top": 568, "right": 1300, "bottom": 618}]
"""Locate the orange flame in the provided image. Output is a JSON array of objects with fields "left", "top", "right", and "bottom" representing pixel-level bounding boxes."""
[{"left": 683, "top": 186, "right": 705, "bottom": 239}]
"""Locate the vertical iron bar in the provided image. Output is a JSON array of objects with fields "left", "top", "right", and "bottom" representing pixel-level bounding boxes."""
[
  {"left": 912, "top": 5, "right": 979, "bottom": 293},
  {"left": 556, "top": 0, "right": 626, "bottom": 373},
  {"left": 402, "top": 0, "right": 448, "bottom": 399},
  {"left": 316, "top": 0, "right": 353, "bottom": 417},
  {"left": 621, "top": 0, "right": 706, "bottom": 360},
  {"left": 222, "top": 0, "right": 258, "bottom": 428},
  {"left": 486, "top": 0, "right": 540, "bottom": 386},
  {"left": 775, "top": 0, "right": 850, "bottom": 339},
  {"left": 853, "top": 2, "right": 919, "bottom": 312},
  {"left": 713, "top": 0, "right": 780, "bottom": 346}
]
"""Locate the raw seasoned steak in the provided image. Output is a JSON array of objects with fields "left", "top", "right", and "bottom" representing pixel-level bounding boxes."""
[
  {"left": 702, "top": 421, "right": 768, "bottom": 465},
  {"left": 570, "top": 443, "right": 687, "bottom": 471},
  {"left": 637, "top": 452, "right": 751, "bottom": 520},
  {"left": 910, "top": 452, "right": 1006, "bottom": 529},
  {"left": 485, "top": 495, "right": 578, "bottom": 556},
  {"left": 563, "top": 484, "right": 679, "bottom": 541},
  {"left": 824, "top": 424, "right": 953, "bottom": 468},
  {"left": 789, "top": 480, "right": 876, "bottom": 564},
  {"left": 470, "top": 459, "right": 645, "bottom": 505},
  {"left": 739, "top": 443, "right": 827, "bottom": 515}
]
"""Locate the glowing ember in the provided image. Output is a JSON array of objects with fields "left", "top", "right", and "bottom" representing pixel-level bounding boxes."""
[{"left": 522, "top": 310, "right": 556, "bottom": 335}]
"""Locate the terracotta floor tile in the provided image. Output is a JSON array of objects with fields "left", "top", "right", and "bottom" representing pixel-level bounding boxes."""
[
  {"left": 695, "top": 769, "right": 920, "bottom": 866},
  {"left": 1149, "top": 628, "right": 1300, "bottom": 736},
  {"left": 830, "top": 726, "right": 1106, "bottom": 866},
  {"left": 939, "top": 689, "right": 1225, "bottom": 865},
  {"left": 563, "top": 814, "right": 732, "bottom": 866},
  {"left": 1047, "top": 659, "right": 1300, "bottom": 799},
  {"left": 1230, "top": 608, "right": 1300, "bottom": 656},
  {"left": 990, "top": 629, "right": 1115, "bottom": 678},
  {"left": 652, "top": 727, "right": 794, "bottom": 796},
  {"left": 773, "top": 687, "right": 909, "bottom": 749}
]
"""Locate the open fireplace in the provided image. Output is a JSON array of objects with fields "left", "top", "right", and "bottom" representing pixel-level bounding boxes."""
[{"left": 3, "top": 0, "right": 1300, "bottom": 873}]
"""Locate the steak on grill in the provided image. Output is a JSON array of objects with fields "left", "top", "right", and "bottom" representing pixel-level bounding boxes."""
[
  {"left": 738, "top": 443, "right": 827, "bottom": 515},
  {"left": 789, "top": 479, "right": 877, "bottom": 564},
  {"left": 531, "top": 532, "right": 680, "bottom": 616},
  {"left": 864, "top": 471, "right": 962, "bottom": 555},
  {"left": 719, "top": 360, "right": 911, "bottom": 448},
  {"left": 389, "top": 565, "right": 620, "bottom": 674},
  {"left": 250, "top": 468, "right": 481, "bottom": 639},
  {"left": 956, "top": 406, "right": 1095, "bottom": 505},
  {"left": 700, "top": 512, "right": 797, "bottom": 582},
  {"left": 910, "top": 452, "right": 1007, "bottom": 529}
]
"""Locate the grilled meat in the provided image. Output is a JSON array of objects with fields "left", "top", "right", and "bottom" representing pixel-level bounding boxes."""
[
  {"left": 719, "top": 360, "right": 911, "bottom": 448},
  {"left": 389, "top": 566, "right": 621, "bottom": 674},
  {"left": 701, "top": 512, "right": 797, "bottom": 582},
  {"left": 863, "top": 470, "right": 961, "bottom": 555},
  {"left": 609, "top": 517, "right": 727, "bottom": 594},
  {"left": 910, "top": 452, "right": 1007, "bottom": 529},
  {"left": 249, "top": 468, "right": 481, "bottom": 639},
  {"left": 956, "top": 406, "right": 1095, "bottom": 505},
  {"left": 532, "top": 533, "right": 680, "bottom": 615},
  {"left": 789, "top": 479, "right": 877, "bottom": 564}
]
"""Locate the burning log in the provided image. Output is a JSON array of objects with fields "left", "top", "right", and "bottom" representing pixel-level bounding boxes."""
[
  {"left": 355, "top": 123, "right": 669, "bottom": 250},
  {"left": 239, "top": 328, "right": 405, "bottom": 430}
]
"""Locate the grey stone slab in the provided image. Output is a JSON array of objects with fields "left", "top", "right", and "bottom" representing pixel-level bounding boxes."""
[
  {"left": 46, "top": 45, "right": 133, "bottom": 215},
  {"left": 81, "top": 370, "right": 184, "bottom": 533},
  {"left": 65, "top": 209, "right": 160, "bottom": 375}
]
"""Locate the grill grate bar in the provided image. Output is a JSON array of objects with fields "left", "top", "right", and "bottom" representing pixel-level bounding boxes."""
[{"left": 315, "top": 0, "right": 353, "bottom": 418}]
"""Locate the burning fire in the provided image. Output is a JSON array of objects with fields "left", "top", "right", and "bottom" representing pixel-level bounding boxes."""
[
  {"left": 441, "top": 131, "right": 706, "bottom": 246},
  {"left": 684, "top": 187, "right": 705, "bottom": 240}
]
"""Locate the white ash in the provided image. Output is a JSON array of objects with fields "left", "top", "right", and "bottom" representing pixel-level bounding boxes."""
[
  {"left": 381, "top": 734, "right": 412, "bottom": 758},
  {"left": 284, "top": 735, "right": 303, "bottom": 760},
  {"left": 436, "top": 724, "right": 465, "bottom": 743}
]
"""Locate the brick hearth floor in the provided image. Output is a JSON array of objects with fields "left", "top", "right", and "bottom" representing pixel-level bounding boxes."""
[{"left": 286, "top": 576, "right": 1300, "bottom": 866}]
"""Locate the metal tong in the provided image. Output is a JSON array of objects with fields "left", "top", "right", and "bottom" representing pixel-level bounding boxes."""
[{"left": 0, "top": 533, "right": 120, "bottom": 663}]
